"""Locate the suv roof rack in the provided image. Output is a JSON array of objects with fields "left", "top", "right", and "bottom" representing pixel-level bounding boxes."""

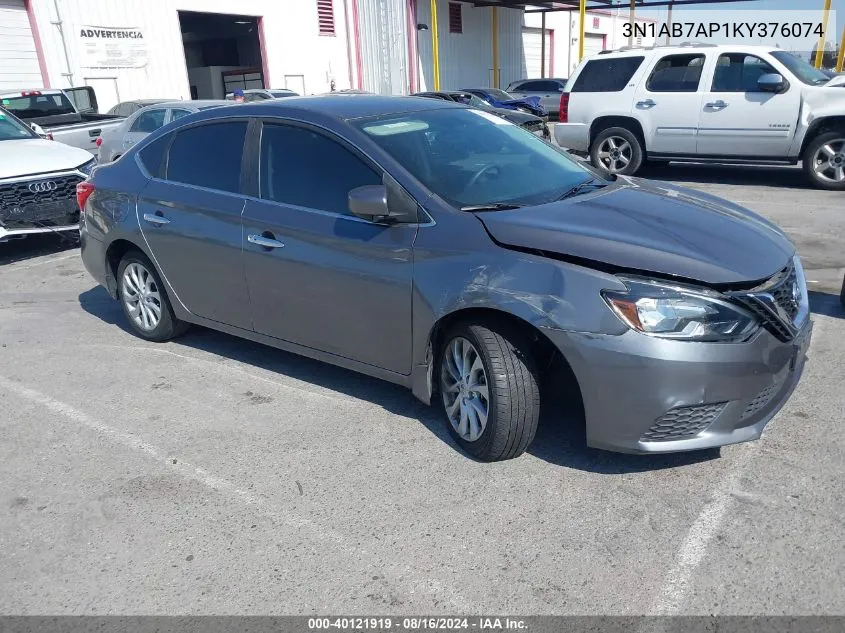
[{"left": 611, "top": 41, "right": 719, "bottom": 53}]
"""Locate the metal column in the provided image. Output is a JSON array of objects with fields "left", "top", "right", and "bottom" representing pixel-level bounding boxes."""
[
  {"left": 430, "top": 0, "right": 440, "bottom": 90},
  {"left": 814, "top": 0, "right": 832, "bottom": 68},
  {"left": 579, "top": 0, "right": 586, "bottom": 61}
]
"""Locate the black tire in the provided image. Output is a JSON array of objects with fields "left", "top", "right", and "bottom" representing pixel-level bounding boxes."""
[
  {"left": 802, "top": 131, "right": 845, "bottom": 191},
  {"left": 116, "top": 249, "right": 188, "bottom": 342},
  {"left": 590, "top": 126, "right": 644, "bottom": 176},
  {"left": 437, "top": 322, "right": 540, "bottom": 462}
]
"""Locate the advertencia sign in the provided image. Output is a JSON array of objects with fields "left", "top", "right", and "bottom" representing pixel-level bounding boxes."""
[{"left": 78, "top": 26, "right": 147, "bottom": 68}]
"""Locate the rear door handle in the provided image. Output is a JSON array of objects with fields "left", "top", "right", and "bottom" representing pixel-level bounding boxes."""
[
  {"left": 705, "top": 100, "right": 729, "bottom": 109},
  {"left": 143, "top": 212, "right": 170, "bottom": 226},
  {"left": 248, "top": 233, "right": 285, "bottom": 249},
  {"left": 636, "top": 99, "right": 656, "bottom": 108}
]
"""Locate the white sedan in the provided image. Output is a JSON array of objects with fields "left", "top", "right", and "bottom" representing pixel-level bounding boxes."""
[
  {"left": 0, "top": 107, "right": 96, "bottom": 242},
  {"left": 97, "top": 100, "right": 227, "bottom": 163}
]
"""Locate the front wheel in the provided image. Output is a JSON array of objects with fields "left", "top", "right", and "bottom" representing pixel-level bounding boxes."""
[
  {"left": 438, "top": 323, "right": 540, "bottom": 461},
  {"left": 803, "top": 132, "right": 845, "bottom": 190},
  {"left": 590, "top": 127, "right": 644, "bottom": 176}
]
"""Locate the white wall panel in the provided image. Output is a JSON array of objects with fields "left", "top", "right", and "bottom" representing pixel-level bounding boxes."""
[{"left": 0, "top": 0, "right": 42, "bottom": 90}]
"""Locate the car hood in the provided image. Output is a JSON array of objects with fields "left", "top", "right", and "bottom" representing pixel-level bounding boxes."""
[
  {"left": 0, "top": 138, "right": 92, "bottom": 179},
  {"left": 476, "top": 178, "right": 794, "bottom": 285}
]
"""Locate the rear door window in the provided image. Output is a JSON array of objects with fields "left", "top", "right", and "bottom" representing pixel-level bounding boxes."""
[
  {"left": 646, "top": 54, "right": 706, "bottom": 92},
  {"left": 571, "top": 56, "right": 644, "bottom": 92},
  {"left": 166, "top": 121, "right": 248, "bottom": 194},
  {"left": 131, "top": 109, "right": 168, "bottom": 133}
]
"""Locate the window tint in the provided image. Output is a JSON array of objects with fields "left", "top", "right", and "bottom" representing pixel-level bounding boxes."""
[
  {"left": 571, "top": 56, "right": 644, "bottom": 92},
  {"left": 260, "top": 123, "right": 381, "bottom": 213},
  {"left": 646, "top": 54, "right": 705, "bottom": 92},
  {"left": 138, "top": 133, "right": 171, "bottom": 178},
  {"left": 131, "top": 109, "right": 167, "bottom": 133},
  {"left": 712, "top": 54, "right": 778, "bottom": 92},
  {"left": 170, "top": 109, "right": 192, "bottom": 121},
  {"left": 167, "top": 121, "right": 247, "bottom": 193}
]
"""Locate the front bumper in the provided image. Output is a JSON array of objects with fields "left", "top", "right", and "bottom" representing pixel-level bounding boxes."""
[
  {"left": 0, "top": 170, "right": 85, "bottom": 241},
  {"left": 544, "top": 319, "right": 812, "bottom": 454},
  {"left": 0, "top": 222, "right": 79, "bottom": 241}
]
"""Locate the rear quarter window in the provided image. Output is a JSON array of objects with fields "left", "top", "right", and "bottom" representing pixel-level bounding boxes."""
[
  {"left": 571, "top": 56, "right": 645, "bottom": 92},
  {"left": 138, "top": 133, "right": 172, "bottom": 178}
]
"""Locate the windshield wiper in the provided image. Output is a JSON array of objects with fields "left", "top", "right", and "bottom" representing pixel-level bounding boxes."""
[
  {"left": 556, "top": 177, "right": 608, "bottom": 201},
  {"left": 460, "top": 202, "right": 524, "bottom": 212}
]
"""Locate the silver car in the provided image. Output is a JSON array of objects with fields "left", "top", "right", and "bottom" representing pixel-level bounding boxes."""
[
  {"left": 97, "top": 100, "right": 227, "bottom": 163},
  {"left": 79, "top": 96, "right": 811, "bottom": 461},
  {"left": 506, "top": 78, "right": 568, "bottom": 119}
]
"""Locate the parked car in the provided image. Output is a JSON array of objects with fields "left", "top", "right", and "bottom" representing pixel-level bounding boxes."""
[
  {"left": 79, "top": 96, "right": 811, "bottom": 461},
  {"left": 506, "top": 78, "right": 568, "bottom": 119},
  {"left": 460, "top": 87, "right": 547, "bottom": 118},
  {"left": 413, "top": 91, "right": 548, "bottom": 138},
  {"left": 106, "top": 99, "right": 172, "bottom": 117},
  {"left": 0, "top": 106, "right": 96, "bottom": 242},
  {"left": 225, "top": 88, "right": 298, "bottom": 101},
  {"left": 0, "top": 87, "right": 124, "bottom": 154},
  {"left": 97, "top": 100, "right": 228, "bottom": 163},
  {"left": 555, "top": 43, "right": 845, "bottom": 189}
]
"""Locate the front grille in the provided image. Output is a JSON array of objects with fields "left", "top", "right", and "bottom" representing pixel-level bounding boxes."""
[
  {"left": 733, "top": 264, "right": 802, "bottom": 342},
  {"left": 0, "top": 174, "right": 82, "bottom": 228},
  {"left": 641, "top": 402, "right": 726, "bottom": 442}
]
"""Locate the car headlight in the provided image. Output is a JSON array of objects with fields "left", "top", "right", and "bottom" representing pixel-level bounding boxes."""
[
  {"left": 78, "top": 157, "right": 98, "bottom": 176},
  {"left": 602, "top": 278, "right": 759, "bottom": 342}
]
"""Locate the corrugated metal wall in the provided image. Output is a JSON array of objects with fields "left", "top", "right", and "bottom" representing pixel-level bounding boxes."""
[
  {"left": 30, "top": 0, "right": 353, "bottom": 111},
  {"left": 415, "top": 0, "right": 523, "bottom": 92},
  {"left": 356, "top": 0, "right": 409, "bottom": 95}
]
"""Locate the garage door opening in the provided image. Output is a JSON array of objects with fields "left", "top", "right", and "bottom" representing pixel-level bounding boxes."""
[{"left": 178, "top": 11, "right": 266, "bottom": 100}]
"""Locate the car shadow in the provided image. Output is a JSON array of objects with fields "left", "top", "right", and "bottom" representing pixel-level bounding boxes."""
[
  {"left": 0, "top": 233, "right": 79, "bottom": 266},
  {"left": 79, "top": 285, "right": 721, "bottom": 474},
  {"left": 809, "top": 290, "right": 844, "bottom": 319},
  {"left": 636, "top": 162, "right": 812, "bottom": 190}
]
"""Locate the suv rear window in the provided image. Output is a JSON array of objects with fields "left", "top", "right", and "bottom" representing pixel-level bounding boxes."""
[{"left": 571, "top": 56, "right": 644, "bottom": 92}]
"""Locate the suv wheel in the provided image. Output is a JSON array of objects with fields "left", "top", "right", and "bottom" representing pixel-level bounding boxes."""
[
  {"left": 590, "top": 127, "right": 643, "bottom": 176},
  {"left": 803, "top": 132, "right": 845, "bottom": 190},
  {"left": 117, "top": 250, "right": 188, "bottom": 342},
  {"left": 438, "top": 322, "right": 540, "bottom": 462}
]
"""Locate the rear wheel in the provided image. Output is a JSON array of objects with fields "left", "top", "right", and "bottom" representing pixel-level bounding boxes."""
[
  {"left": 117, "top": 250, "right": 188, "bottom": 342},
  {"left": 590, "top": 126, "right": 643, "bottom": 176},
  {"left": 438, "top": 322, "right": 540, "bottom": 461},
  {"left": 803, "top": 132, "right": 845, "bottom": 190}
]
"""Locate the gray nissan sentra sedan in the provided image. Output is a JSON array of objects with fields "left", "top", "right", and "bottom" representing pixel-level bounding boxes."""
[{"left": 78, "top": 96, "right": 812, "bottom": 461}]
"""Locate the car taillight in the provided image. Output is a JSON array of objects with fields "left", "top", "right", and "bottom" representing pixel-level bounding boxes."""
[
  {"left": 95, "top": 137, "right": 102, "bottom": 147},
  {"left": 559, "top": 92, "right": 570, "bottom": 123},
  {"left": 21, "top": 90, "right": 42, "bottom": 96},
  {"left": 76, "top": 181, "right": 95, "bottom": 211}
]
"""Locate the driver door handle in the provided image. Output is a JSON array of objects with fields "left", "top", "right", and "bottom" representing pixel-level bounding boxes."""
[
  {"left": 637, "top": 99, "right": 656, "bottom": 108},
  {"left": 248, "top": 233, "right": 285, "bottom": 249},
  {"left": 705, "top": 100, "right": 729, "bottom": 109}
]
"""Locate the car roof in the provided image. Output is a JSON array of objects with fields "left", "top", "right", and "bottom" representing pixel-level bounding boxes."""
[
  {"left": 187, "top": 94, "right": 459, "bottom": 122},
  {"left": 591, "top": 43, "right": 786, "bottom": 58},
  {"left": 147, "top": 99, "right": 229, "bottom": 110}
]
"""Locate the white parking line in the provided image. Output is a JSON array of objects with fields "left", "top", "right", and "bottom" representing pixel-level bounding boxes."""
[
  {"left": 0, "top": 373, "right": 471, "bottom": 610},
  {"left": 648, "top": 445, "right": 752, "bottom": 615}
]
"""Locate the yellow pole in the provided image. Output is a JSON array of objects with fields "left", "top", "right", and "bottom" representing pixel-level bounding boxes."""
[
  {"left": 814, "top": 0, "right": 832, "bottom": 69},
  {"left": 492, "top": 7, "right": 499, "bottom": 88},
  {"left": 579, "top": 0, "right": 586, "bottom": 61},
  {"left": 430, "top": 0, "right": 440, "bottom": 90},
  {"left": 837, "top": 25, "right": 845, "bottom": 72},
  {"left": 629, "top": 0, "right": 635, "bottom": 47}
]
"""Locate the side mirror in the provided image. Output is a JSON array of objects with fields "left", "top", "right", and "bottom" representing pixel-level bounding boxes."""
[
  {"left": 30, "top": 123, "right": 47, "bottom": 138},
  {"left": 348, "top": 185, "right": 391, "bottom": 222},
  {"left": 758, "top": 73, "right": 787, "bottom": 93}
]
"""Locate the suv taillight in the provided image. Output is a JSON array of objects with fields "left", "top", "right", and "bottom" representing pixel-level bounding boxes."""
[
  {"left": 76, "top": 181, "right": 95, "bottom": 211},
  {"left": 559, "top": 92, "right": 570, "bottom": 123}
]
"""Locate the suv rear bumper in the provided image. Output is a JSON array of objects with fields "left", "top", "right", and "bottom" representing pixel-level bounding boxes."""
[{"left": 553, "top": 122, "right": 590, "bottom": 152}]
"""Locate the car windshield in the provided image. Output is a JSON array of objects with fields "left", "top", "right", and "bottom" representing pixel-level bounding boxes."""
[
  {"left": 355, "top": 108, "right": 593, "bottom": 208},
  {"left": 1, "top": 92, "right": 76, "bottom": 118},
  {"left": 486, "top": 89, "right": 514, "bottom": 101},
  {"left": 770, "top": 51, "right": 831, "bottom": 85},
  {"left": 464, "top": 95, "right": 494, "bottom": 110},
  {"left": 0, "top": 108, "right": 37, "bottom": 141}
]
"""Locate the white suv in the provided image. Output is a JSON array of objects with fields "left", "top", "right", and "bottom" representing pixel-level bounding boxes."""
[{"left": 554, "top": 43, "right": 845, "bottom": 190}]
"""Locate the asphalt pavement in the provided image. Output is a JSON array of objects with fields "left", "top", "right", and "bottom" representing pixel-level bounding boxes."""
[{"left": 0, "top": 164, "right": 843, "bottom": 615}]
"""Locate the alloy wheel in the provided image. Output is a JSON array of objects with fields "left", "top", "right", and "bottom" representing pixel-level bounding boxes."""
[
  {"left": 597, "top": 136, "right": 633, "bottom": 173},
  {"left": 121, "top": 262, "right": 162, "bottom": 332},
  {"left": 811, "top": 139, "right": 845, "bottom": 184},
  {"left": 440, "top": 337, "right": 490, "bottom": 442}
]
